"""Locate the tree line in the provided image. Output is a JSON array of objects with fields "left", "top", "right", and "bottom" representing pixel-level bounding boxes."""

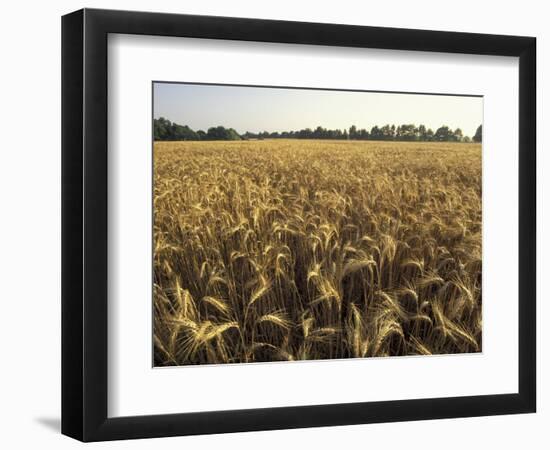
[
  {"left": 154, "top": 117, "right": 482, "bottom": 143},
  {"left": 154, "top": 117, "right": 242, "bottom": 141}
]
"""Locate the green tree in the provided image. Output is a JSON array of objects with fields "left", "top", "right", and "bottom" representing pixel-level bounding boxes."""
[
  {"left": 206, "top": 126, "right": 242, "bottom": 140},
  {"left": 434, "top": 126, "right": 452, "bottom": 141},
  {"left": 425, "top": 128, "right": 434, "bottom": 141},
  {"left": 452, "top": 128, "right": 463, "bottom": 142},
  {"left": 314, "top": 126, "right": 325, "bottom": 139},
  {"left": 473, "top": 125, "right": 482, "bottom": 142},
  {"left": 171, "top": 123, "right": 198, "bottom": 140},
  {"left": 379, "top": 124, "right": 394, "bottom": 140},
  {"left": 153, "top": 117, "right": 171, "bottom": 140},
  {"left": 418, "top": 124, "right": 426, "bottom": 140},
  {"left": 399, "top": 124, "right": 417, "bottom": 141},
  {"left": 370, "top": 125, "right": 381, "bottom": 140}
]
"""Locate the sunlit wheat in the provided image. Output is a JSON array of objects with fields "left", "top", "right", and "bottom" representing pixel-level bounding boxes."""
[{"left": 153, "top": 139, "right": 482, "bottom": 366}]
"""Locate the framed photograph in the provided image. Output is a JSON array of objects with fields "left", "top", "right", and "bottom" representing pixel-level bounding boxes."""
[{"left": 62, "top": 8, "right": 536, "bottom": 442}]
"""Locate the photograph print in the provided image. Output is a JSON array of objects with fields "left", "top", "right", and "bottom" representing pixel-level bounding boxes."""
[{"left": 152, "top": 82, "right": 483, "bottom": 367}]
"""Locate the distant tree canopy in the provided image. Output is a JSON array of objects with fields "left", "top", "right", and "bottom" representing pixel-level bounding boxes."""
[
  {"left": 154, "top": 117, "right": 199, "bottom": 141},
  {"left": 433, "top": 126, "right": 464, "bottom": 142},
  {"left": 473, "top": 125, "right": 482, "bottom": 143},
  {"left": 153, "top": 118, "right": 241, "bottom": 141},
  {"left": 154, "top": 117, "right": 478, "bottom": 143}
]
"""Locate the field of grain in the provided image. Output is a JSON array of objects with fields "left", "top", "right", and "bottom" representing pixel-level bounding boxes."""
[{"left": 153, "top": 140, "right": 482, "bottom": 366}]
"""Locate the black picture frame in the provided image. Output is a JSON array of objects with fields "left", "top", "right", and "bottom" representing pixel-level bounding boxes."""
[{"left": 62, "top": 8, "right": 536, "bottom": 442}]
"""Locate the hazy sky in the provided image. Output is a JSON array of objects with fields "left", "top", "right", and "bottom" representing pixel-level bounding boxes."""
[{"left": 153, "top": 82, "right": 483, "bottom": 137}]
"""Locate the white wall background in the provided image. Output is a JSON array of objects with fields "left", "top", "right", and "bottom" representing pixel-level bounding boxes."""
[{"left": 0, "top": 0, "right": 546, "bottom": 448}]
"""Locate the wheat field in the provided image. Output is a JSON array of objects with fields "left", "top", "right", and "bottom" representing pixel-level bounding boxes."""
[{"left": 153, "top": 139, "right": 482, "bottom": 366}]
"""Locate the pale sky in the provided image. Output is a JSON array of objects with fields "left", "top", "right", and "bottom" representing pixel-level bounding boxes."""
[{"left": 153, "top": 82, "right": 483, "bottom": 137}]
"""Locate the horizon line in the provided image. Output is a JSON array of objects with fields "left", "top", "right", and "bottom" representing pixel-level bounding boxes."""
[{"left": 153, "top": 117, "right": 480, "bottom": 137}]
